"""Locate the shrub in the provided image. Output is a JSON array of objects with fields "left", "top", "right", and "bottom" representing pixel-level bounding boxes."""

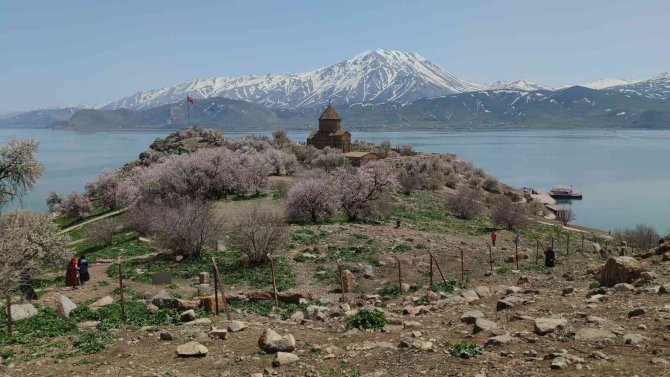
[
  {"left": 397, "top": 170, "right": 419, "bottom": 195},
  {"left": 446, "top": 187, "right": 484, "bottom": 220},
  {"left": 46, "top": 191, "right": 63, "bottom": 212},
  {"left": 285, "top": 175, "right": 339, "bottom": 223},
  {"left": 60, "top": 191, "right": 92, "bottom": 220},
  {"left": 482, "top": 177, "right": 501, "bottom": 194},
  {"left": 448, "top": 341, "right": 483, "bottom": 358},
  {"left": 312, "top": 147, "right": 349, "bottom": 172},
  {"left": 430, "top": 280, "right": 467, "bottom": 293},
  {"left": 272, "top": 129, "right": 291, "bottom": 146},
  {"left": 262, "top": 149, "right": 298, "bottom": 176},
  {"left": 445, "top": 175, "right": 458, "bottom": 189},
  {"left": 148, "top": 201, "right": 221, "bottom": 259},
  {"left": 226, "top": 204, "right": 288, "bottom": 265},
  {"left": 272, "top": 180, "right": 291, "bottom": 199},
  {"left": 556, "top": 206, "right": 576, "bottom": 225},
  {"left": 490, "top": 196, "right": 528, "bottom": 230},
  {"left": 347, "top": 309, "right": 387, "bottom": 330},
  {"left": 399, "top": 144, "right": 416, "bottom": 156},
  {"left": 83, "top": 218, "right": 117, "bottom": 247},
  {"left": 613, "top": 224, "right": 660, "bottom": 249}
]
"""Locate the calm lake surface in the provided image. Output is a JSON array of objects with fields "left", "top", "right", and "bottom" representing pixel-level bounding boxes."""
[{"left": 1, "top": 128, "right": 668, "bottom": 233}]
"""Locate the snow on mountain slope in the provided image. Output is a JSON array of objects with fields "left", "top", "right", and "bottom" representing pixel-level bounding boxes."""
[
  {"left": 604, "top": 72, "right": 670, "bottom": 100},
  {"left": 582, "top": 78, "right": 643, "bottom": 89},
  {"left": 486, "top": 80, "right": 550, "bottom": 91},
  {"left": 101, "top": 49, "right": 486, "bottom": 110}
]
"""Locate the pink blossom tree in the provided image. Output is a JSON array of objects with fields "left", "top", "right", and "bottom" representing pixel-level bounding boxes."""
[
  {"left": 337, "top": 161, "right": 397, "bottom": 221},
  {"left": 85, "top": 169, "right": 120, "bottom": 210},
  {"left": 60, "top": 191, "right": 92, "bottom": 220},
  {"left": 285, "top": 175, "right": 340, "bottom": 223}
]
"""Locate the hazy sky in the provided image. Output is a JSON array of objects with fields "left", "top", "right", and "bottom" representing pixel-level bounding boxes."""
[{"left": 1, "top": 0, "right": 669, "bottom": 113}]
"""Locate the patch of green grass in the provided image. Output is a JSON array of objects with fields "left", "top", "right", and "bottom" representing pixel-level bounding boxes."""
[
  {"left": 523, "top": 263, "right": 546, "bottom": 272},
  {"left": 71, "top": 301, "right": 184, "bottom": 331},
  {"left": 377, "top": 284, "right": 401, "bottom": 298},
  {"left": 325, "top": 245, "right": 381, "bottom": 264},
  {"left": 447, "top": 341, "right": 483, "bottom": 359},
  {"left": 0, "top": 308, "right": 78, "bottom": 346},
  {"left": 106, "top": 250, "right": 296, "bottom": 291},
  {"left": 73, "top": 332, "right": 114, "bottom": 355},
  {"left": 227, "top": 300, "right": 307, "bottom": 320},
  {"left": 291, "top": 228, "right": 329, "bottom": 245},
  {"left": 430, "top": 280, "right": 467, "bottom": 293},
  {"left": 347, "top": 310, "right": 387, "bottom": 330},
  {"left": 56, "top": 202, "right": 110, "bottom": 229},
  {"left": 72, "top": 231, "right": 154, "bottom": 263},
  {"left": 496, "top": 266, "right": 512, "bottom": 275}
]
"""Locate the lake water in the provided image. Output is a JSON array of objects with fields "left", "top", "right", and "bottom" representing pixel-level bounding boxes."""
[{"left": 1, "top": 128, "right": 668, "bottom": 234}]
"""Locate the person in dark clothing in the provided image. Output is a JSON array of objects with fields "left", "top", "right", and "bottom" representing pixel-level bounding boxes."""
[
  {"left": 544, "top": 246, "right": 555, "bottom": 268},
  {"left": 65, "top": 257, "right": 78, "bottom": 289},
  {"left": 78, "top": 255, "right": 90, "bottom": 285},
  {"left": 491, "top": 231, "right": 497, "bottom": 247}
]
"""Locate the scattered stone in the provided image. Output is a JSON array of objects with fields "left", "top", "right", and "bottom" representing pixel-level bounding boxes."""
[
  {"left": 562, "top": 287, "right": 575, "bottom": 295},
  {"left": 585, "top": 294, "right": 606, "bottom": 304},
  {"left": 272, "top": 352, "right": 299, "bottom": 367},
  {"left": 180, "top": 309, "right": 197, "bottom": 322},
  {"left": 182, "top": 318, "right": 211, "bottom": 326},
  {"left": 399, "top": 338, "right": 434, "bottom": 350},
  {"left": 597, "top": 257, "right": 643, "bottom": 287},
  {"left": 651, "top": 358, "right": 669, "bottom": 365},
  {"left": 258, "top": 328, "right": 296, "bottom": 353},
  {"left": 485, "top": 334, "right": 513, "bottom": 347},
  {"left": 342, "top": 270, "right": 355, "bottom": 293},
  {"left": 474, "top": 286, "right": 491, "bottom": 297},
  {"left": 56, "top": 295, "right": 77, "bottom": 318},
  {"left": 159, "top": 331, "right": 174, "bottom": 341},
  {"left": 403, "top": 305, "right": 429, "bottom": 316},
  {"left": 77, "top": 321, "right": 100, "bottom": 330},
  {"left": 198, "top": 271, "right": 209, "bottom": 284},
  {"left": 459, "top": 289, "right": 480, "bottom": 302},
  {"left": 623, "top": 333, "right": 646, "bottom": 345},
  {"left": 208, "top": 328, "right": 228, "bottom": 340},
  {"left": 363, "top": 264, "right": 375, "bottom": 279},
  {"left": 197, "top": 283, "right": 212, "bottom": 296},
  {"left": 590, "top": 351, "right": 611, "bottom": 361},
  {"left": 659, "top": 285, "right": 670, "bottom": 295},
  {"left": 290, "top": 311, "right": 304, "bottom": 322},
  {"left": 436, "top": 296, "right": 468, "bottom": 307},
  {"left": 228, "top": 320, "right": 246, "bottom": 332},
  {"left": 505, "top": 286, "right": 522, "bottom": 295},
  {"left": 460, "top": 310, "right": 485, "bottom": 324},
  {"left": 89, "top": 296, "right": 114, "bottom": 310},
  {"left": 473, "top": 318, "right": 498, "bottom": 334},
  {"left": 628, "top": 307, "right": 647, "bottom": 318},
  {"left": 425, "top": 291, "right": 441, "bottom": 302},
  {"left": 496, "top": 295, "right": 527, "bottom": 311},
  {"left": 176, "top": 341, "right": 208, "bottom": 357},
  {"left": 534, "top": 318, "right": 567, "bottom": 335},
  {"left": 305, "top": 305, "right": 331, "bottom": 321},
  {"left": 574, "top": 328, "right": 616, "bottom": 342},
  {"left": 613, "top": 283, "right": 635, "bottom": 292}
]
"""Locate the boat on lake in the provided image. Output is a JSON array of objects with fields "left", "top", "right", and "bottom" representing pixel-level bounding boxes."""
[{"left": 548, "top": 186, "right": 583, "bottom": 199}]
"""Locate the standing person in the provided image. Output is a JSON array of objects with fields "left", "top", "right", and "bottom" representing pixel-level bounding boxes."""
[
  {"left": 78, "top": 255, "right": 90, "bottom": 285},
  {"left": 544, "top": 246, "right": 555, "bottom": 268},
  {"left": 65, "top": 257, "right": 79, "bottom": 290},
  {"left": 491, "top": 231, "right": 497, "bottom": 247}
]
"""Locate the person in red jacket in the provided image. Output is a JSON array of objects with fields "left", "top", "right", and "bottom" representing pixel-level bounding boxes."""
[{"left": 491, "top": 231, "right": 497, "bottom": 247}]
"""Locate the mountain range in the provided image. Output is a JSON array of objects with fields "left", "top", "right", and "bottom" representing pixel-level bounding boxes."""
[{"left": 2, "top": 48, "right": 669, "bottom": 130}]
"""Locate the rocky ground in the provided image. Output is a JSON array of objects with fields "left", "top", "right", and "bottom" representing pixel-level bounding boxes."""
[{"left": 3, "top": 218, "right": 670, "bottom": 377}]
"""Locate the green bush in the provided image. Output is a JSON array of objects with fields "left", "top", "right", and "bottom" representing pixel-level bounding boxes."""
[
  {"left": 377, "top": 285, "right": 401, "bottom": 298},
  {"left": 73, "top": 332, "right": 113, "bottom": 355},
  {"left": 448, "top": 341, "right": 483, "bottom": 358},
  {"left": 430, "top": 280, "right": 466, "bottom": 293},
  {"left": 227, "top": 300, "right": 307, "bottom": 320},
  {"left": 0, "top": 308, "right": 78, "bottom": 345},
  {"left": 71, "top": 301, "right": 183, "bottom": 331},
  {"left": 347, "top": 309, "right": 387, "bottom": 330}
]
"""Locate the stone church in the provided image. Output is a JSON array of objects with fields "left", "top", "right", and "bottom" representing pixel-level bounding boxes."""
[{"left": 306, "top": 103, "right": 351, "bottom": 153}]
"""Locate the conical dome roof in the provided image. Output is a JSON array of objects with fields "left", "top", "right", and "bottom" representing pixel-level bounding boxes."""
[{"left": 319, "top": 103, "right": 341, "bottom": 120}]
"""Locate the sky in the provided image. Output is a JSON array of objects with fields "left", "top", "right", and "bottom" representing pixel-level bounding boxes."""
[{"left": 1, "top": 0, "right": 669, "bottom": 113}]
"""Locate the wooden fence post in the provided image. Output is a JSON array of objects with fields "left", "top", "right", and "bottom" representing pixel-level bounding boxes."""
[
  {"left": 212, "top": 263, "right": 220, "bottom": 316},
  {"left": 581, "top": 232, "right": 585, "bottom": 252},
  {"left": 337, "top": 260, "right": 346, "bottom": 302},
  {"left": 268, "top": 256, "right": 279, "bottom": 308},
  {"left": 535, "top": 239, "right": 539, "bottom": 264},
  {"left": 427, "top": 251, "right": 448, "bottom": 286},
  {"left": 458, "top": 247, "right": 465, "bottom": 282},
  {"left": 550, "top": 236, "right": 554, "bottom": 249},
  {"left": 5, "top": 295, "right": 12, "bottom": 336},
  {"left": 486, "top": 242, "right": 493, "bottom": 273},
  {"left": 566, "top": 232, "right": 570, "bottom": 255},
  {"left": 393, "top": 256, "right": 403, "bottom": 293},
  {"left": 117, "top": 261, "right": 126, "bottom": 325},
  {"left": 515, "top": 243, "right": 519, "bottom": 270},
  {"left": 211, "top": 257, "right": 231, "bottom": 320},
  {"left": 429, "top": 255, "right": 434, "bottom": 287}
]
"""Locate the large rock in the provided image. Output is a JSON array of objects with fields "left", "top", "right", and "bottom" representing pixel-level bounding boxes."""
[
  {"left": 534, "top": 318, "right": 567, "bottom": 335},
  {"left": 597, "top": 257, "right": 643, "bottom": 287},
  {"left": 258, "top": 328, "right": 296, "bottom": 353},
  {"left": 460, "top": 310, "right": 485, "bottom": 324},
  {"left": 151, "top": 290, "right": 198, "bottom": 311},
  {"left": 496, "top": 295, "right": 527, "bottom": 311},
  {"left": 485, "top": 334, "right": 514, "bottom": 347},
  {"left": 272, "top": 352, "right": 299, "bottom": 367},
  {"left": 305, "top": 305, "right": 331, "bottom": 321},
  {"left": 228, "top": 320, "right": 246, "bottom": 332},
  {"left": 57, "top": 295, "right": 77, "bottom": 318},
  {"left": 176, "top": 341, "right": 208, "bottom": 357},
  {"left": 342, "top": 270, "right": 355, "bottom": 293},
  {"left": 574, "top": 328, "right": 617, "bottom": 342},
  {"left": 10, "top": 303, "right": 38, "bottom": 321},
  {"left": 89, "top": 296, "right": 114, "bottom": 310},
  {"left": 473, "top": 318, "right": 498, "bottom": 334},
  {"left": 180, "top": 309, "right": 196, "bottom": 322}
]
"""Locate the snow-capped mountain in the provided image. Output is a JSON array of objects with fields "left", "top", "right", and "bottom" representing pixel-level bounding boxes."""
[
  {"left": 486, "top": 80, "right": 550, "bottom": 91},
  {"left": 582, "top": 78, "right": 643, "bottom": 90},
  {"left": 101, "top": 49, "right": 486, "bottom": 110},
  {"left": 604, "top": 72, "right": 670, "bottom": 100}
]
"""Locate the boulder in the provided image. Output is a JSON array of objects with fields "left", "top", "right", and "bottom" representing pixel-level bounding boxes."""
[
  {"left": 505, "top": 286, "right": 522, "bottom": 295},
  {"left": 208, "top": 328, "right": 228, "bottom": 340},
  {"left": 89, "top": 296, "right": 114, "bottom": 310},
  {"left": 159, "top": 331, "right": 174, "bottom": 341},
  {"left": 363, "top": 264, "right": 375, "bottom": 279},
  {"left": 597, "top": 257, "right": 643, "bottom": 287},
  {"left": 176, "top": 341, "right": 208, "bottom": 357},
  {"left": 460, "top": 310, "right": 485, "bottom": 324},
  {"left": 435, "top": 295, "right": 467, "bottom": 307},
  {"left": 57, "top": 295, "right": 77, "bottom": 318},
  {"left": 534, "top": 318, "right": 567, "bottom": 335},
  {"left": 258, "top": 328, "right": 296, "bottom": 353},
  {"left": 459, "top": 289, "right": 480, "bottom": 302},
  {"left": 272, "top": 352, "right": 299, "bottom": 367},
  {"left": 496, "top": 295, "right": 527, "bottom": 311},
  {"left": 473, "top": 286, "right": 491, "bottom": 297},
  {"left": 628, "top": 307, "right": 647, "bottom": 318},
  {"left": 180, "top": 309, "right": 197, "bottom": 322},
  {"left": 146, "top": 303, "right": 159, "bottom": 314},
  {"left": 182, "top": 318, "right": 211, "bottom": 326},
  {"left": 574, "top": 328, "right": 616, "bottom": 342},
  {"left": 227, "top": 320, "right": 246, "bottom": 332},
  {"left": 473, "top": 318, "right": 498, "bottom": 334},
  {"left": 485, "top": 334, "right": 514, "bottom": 347},
  {"left": 623, "top": 333, "right": 646, "bottom": 345},
  {"left": 613, "top": 283, "right": 635, "bottom": 292},
  {"left": 305, "top": 305, "right": 331, "bottom": 321}
]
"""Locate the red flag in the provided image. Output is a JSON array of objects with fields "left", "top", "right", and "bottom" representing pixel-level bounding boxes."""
[{"left": 186, "top": 95, "right": 194, "bottom": 104}]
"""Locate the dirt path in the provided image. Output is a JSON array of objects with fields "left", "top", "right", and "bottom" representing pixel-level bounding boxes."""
[{"left": 59, "top": 208, "right": 126, "bottom": 234}]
